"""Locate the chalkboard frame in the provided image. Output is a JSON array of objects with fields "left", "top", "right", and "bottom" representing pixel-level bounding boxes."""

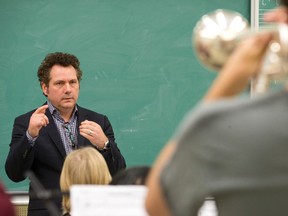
[{"left": 251, "top": 0, "right": 280, "bottom": 30}]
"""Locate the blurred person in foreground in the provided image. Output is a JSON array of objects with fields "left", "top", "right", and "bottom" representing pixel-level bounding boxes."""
[
  {"left": 0, "top": 182, "right": 16, "bottom": 216},
  {"left": 145, "top": 2, "right": 288, "bottom": 216}
]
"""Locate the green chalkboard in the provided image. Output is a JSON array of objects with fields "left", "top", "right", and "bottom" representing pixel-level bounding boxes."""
[{"left": 0, "top": 0, "right": 250, "bottom": 190}]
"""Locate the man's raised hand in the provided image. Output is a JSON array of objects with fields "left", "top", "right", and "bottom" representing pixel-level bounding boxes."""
[{"left": 28, "top": 105, "right": 49, "bottom": 138}]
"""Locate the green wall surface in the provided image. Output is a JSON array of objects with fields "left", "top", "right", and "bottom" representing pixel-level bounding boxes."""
[{"left": 0, "top": 0, "right": 249, "bottom": 190}]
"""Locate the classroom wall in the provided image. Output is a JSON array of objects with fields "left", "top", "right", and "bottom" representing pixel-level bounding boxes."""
[{"left": 0, "top": 0, "right": 250, "bottom": 190}]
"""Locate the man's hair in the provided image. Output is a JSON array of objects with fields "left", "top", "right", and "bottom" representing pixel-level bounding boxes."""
[
  {"left": 282, "top": 0, "right": 288, "bottom": 7},
  {"left": 37, "top": 52, "right": 83, "bottom": 86}
]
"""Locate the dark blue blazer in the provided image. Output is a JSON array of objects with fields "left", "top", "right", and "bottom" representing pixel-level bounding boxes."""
[{"left": 5, "top": 104, "right": 126, "bottom": 216}]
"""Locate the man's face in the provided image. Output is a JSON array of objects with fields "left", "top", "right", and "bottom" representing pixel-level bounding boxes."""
[{"left": 41, "top": 65, "right": 79, "bottom": 113}]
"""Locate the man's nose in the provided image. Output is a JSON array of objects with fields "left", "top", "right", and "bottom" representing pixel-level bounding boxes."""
[{"left": 64, "top": 83, "right": 72, "bottom": 92}]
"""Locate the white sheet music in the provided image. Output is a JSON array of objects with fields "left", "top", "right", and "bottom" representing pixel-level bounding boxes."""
[
  {"left": 70, "top": 185, "right": 218, "bottom": 216},
  {"left": 70, "top": 185, "right": 148, "bottom": 216}
]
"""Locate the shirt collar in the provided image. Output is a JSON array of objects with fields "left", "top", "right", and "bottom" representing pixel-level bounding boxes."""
[{"left": 46, "top": 100, "right": 78, "bottom": 119}]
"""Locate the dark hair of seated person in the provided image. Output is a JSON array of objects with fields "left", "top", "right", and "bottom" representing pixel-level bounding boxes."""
[{"left": 110, "top": 166, "right": 151, "bottom": 185}]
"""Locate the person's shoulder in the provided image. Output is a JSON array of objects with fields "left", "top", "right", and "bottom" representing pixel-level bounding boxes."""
[
  {"left": 0, "top": 182, "right": 16, "bottom": 216},
  {"left": 197, "top": 90, "right": 284, "bottom": 118},
  {"left": 77, "top": 105, "right": 108, "bottom": 120},
  {"left": 77, "top": 105, "right": 103, "bottom": 115},
  {"left": 179, "top": 96, "right": 248, "bottom": 127},
  {"left": 173, "top": 91, "right": 284, "bottom": 139}
]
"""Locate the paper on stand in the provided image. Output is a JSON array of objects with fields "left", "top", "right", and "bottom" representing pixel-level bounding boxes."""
[{"left": 70, "top": 185, "right": 148, "bottom": 216}]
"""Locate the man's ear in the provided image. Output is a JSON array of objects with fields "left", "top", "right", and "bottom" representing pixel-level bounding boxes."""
[{"left": 41, "top": 82, "right": 48, "bottom": 97}]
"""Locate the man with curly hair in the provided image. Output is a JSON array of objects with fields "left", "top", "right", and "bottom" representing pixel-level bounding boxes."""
[{"left": 5, "top": 52, "right": 126, "bottom": 216}]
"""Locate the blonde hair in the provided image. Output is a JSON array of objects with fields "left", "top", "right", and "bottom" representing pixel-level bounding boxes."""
[{"left": 60, "top": 146, "right": 112, "bottom": 214}]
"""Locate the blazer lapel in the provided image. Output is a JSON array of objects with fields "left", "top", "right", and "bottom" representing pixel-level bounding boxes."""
[
  {"left": 45, "top": 110, "right": 67, "bottom": 158},
  {"left": 77, "top": 106, "right": 89, "bottom": 148}
]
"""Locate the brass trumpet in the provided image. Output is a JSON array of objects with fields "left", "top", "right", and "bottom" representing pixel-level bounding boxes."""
[{"left": 192, "top": 9, "right": 288, "bottom": 95}]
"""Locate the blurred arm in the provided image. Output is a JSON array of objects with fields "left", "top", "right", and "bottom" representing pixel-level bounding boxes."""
[
  {"left": 145, "top": 142, "right": 177, "bottom": 216},
  {"left": 204, "top": 32, "right": 273, "bottom": 101}
]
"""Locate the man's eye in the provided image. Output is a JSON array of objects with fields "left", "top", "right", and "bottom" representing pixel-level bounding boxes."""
[{"left": 71, "top": 80, "right": 78, "bottom": 84}]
